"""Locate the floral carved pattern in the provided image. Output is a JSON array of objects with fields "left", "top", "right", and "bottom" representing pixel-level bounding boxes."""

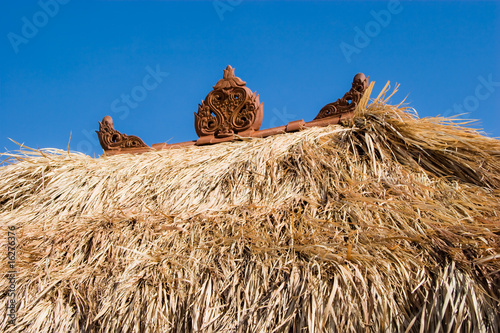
[
  {"left": 314, "top": 73, "right": 369, "bottom": 120},
  {"left": 95, "top": 70, "right": 368, "bottom": 154},
  {"left": 195, "top": 65, "right": 263, "bottom": 138},
  {"left": 96, "top": 116, "right": 149, "bottom": 150}
]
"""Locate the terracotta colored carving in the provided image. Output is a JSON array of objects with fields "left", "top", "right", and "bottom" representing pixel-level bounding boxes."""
[
  {"left": 96, "top": 116, "right": 149, "bottom": 151},
  {"left": 314, "top": 73, "right": 369, "bottom": 120},
  {"left": 195, "top": 65, "right": 263, "bottom": 141},
  {"left": 96, "top": 70, "right": 369, "bottom": 155}
]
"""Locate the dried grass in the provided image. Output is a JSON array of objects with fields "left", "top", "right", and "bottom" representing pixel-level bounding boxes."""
[{"left": 1, "top": 83, "right": 499, "bottom": 332}]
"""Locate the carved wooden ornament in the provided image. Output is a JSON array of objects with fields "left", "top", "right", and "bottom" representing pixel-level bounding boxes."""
[
  {"left": 314, "top": 73, "right": 369, "bottom": 120},
  {"left": 96, "top": 116, "right": 149, "bottom": 151},
  {"left": 195, "top": 65, "right": 263, "bottom": 141},
  {"left": 96, "top": 68, "right": 369, "bottom": 155}
]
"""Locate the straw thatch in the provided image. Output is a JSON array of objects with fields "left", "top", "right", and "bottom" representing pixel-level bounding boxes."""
[{"left": 1, "top": 83, "right": 499, "bottom": 332}]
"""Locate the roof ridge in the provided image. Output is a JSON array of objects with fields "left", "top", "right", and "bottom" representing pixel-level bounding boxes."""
[{"left": 96, "top": 66, "right": 369, "bottom": 156}]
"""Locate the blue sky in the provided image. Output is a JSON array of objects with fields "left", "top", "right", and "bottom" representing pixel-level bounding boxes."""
[{"left": 1, "top": 0, "right": 499, "bottom": 158}]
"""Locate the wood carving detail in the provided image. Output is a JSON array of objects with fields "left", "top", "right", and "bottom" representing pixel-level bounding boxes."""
[
  {"left": 195, "top": 65, "right": 263, "bottom": 138},
  {"left": 314, "top": 73, "right": 369, "bottom": 120},
  {"left": 96, "top": 116, "right": 149, "bottom": 150},
  {"left": 94, "top": 71, "right": 368, "bottom": 155}
]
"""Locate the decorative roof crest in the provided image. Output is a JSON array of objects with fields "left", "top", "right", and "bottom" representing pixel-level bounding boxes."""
[
  {"left": 96, "top": 66, "right": 369, "bottom": 155},
  {"left": 195, "top": 65, "right": 263, "bottom": 143},
  {"left": 96, "top": 116, "right": 150, "bottom": 152},
  {"left": 314, "top": 73, "right": 369, "bottom": 119}
]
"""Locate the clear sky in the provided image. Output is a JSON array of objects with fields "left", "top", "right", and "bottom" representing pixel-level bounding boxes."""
[{"left": 1, "top": 0, "right": 499, "bottom": 158}]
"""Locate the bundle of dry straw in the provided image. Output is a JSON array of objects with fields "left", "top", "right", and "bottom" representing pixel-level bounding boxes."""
[{"left": 1, "top": 83, "right": 499, "bottom": 332}]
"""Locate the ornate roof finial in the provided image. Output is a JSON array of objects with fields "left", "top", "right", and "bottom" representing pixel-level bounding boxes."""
[
  {"left": 314, "top": 73, "right": 369, "bottom": 120},
  {"left": 96, "top": 115, "right": 150, "bottom": 152},
  {"left": 196, "top": 65, "right": 264, "bottom": 143}
]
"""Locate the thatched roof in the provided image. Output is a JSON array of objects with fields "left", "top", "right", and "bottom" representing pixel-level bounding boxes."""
[{"left": 1, "top": 85, "right": 499, "bottom": 332}]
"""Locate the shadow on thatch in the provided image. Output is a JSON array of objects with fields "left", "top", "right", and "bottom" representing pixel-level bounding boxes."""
[{"left": 1, "top": 84, "right": 499, "bottom": 332}]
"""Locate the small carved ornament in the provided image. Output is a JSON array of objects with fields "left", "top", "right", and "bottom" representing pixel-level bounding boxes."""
[
  {"left": 314, "top": 73, "right": 369, "bottom": 120},
  {"left": 195, "top": 65, "right": 263, "bottom": 141},
  {"left": 96, "top": 116, "right": 149, "bottom": 151}
]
